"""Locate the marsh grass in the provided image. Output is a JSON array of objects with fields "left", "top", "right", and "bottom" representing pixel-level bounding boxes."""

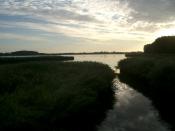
[
  {"left": 0, "top": 61, "right": 115, "bottom": 131},
  {"left": 118, "top": 56, "right": 175, "bottom": 129},
  {"left": 0, "top": 55, "right": 74, "bottom": 64}
]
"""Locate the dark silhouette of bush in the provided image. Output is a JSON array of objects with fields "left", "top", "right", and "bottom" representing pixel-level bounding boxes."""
[
  {"left": 0, "top": 61, "right": 115, "bottom": 131},
  {"left": 144, "top": 36, "right": 175, "bottom": 53},
  {"left": 118, "top": 56, "right": 175, "bottom": 130},
  {"left": 125, "top": 51, "right": 143, "bottom": 57}
]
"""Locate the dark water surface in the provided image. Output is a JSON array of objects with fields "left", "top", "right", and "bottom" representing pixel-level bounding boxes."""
[{"left": 72, "top": 54, "right": 171, "bottom": 131}]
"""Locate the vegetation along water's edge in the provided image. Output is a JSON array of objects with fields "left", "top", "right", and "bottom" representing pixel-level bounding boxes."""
[
  {"left": 0, "top": 55, "right": 74, "bottom": 64},
  {"left": 118, "top": 36, "right": 175, "bottom": 130},
  {"left": 0, "top": 61, "right": 115, "bottom": 131}
]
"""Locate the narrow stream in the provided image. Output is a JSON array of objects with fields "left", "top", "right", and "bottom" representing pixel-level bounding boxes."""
[
  {"left": 72, "top": 54, "right": 170, "bottom": 131},
  {"left": 98, "top": 78, "right": 170, "bottom": 131}
]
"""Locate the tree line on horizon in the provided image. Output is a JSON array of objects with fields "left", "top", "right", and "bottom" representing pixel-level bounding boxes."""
[
  {"left": 1, "top": 36, "right": 175, "bottom": 56},
  {"left": 0, "top": 50, "right": 128, "bottom": 56}
]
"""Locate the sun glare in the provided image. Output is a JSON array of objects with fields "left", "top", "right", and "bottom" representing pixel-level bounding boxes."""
[{"left": 156, "top": 28, "right": 175, "bottom": 38}]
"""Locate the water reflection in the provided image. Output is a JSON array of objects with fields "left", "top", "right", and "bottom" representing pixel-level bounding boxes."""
[
  {"left": 72, "top": 54, "right": 170, "bottom": 131},
  {"left": 98, "top": 79, "right": 170, "bottom": 131},
  {"left": 73, "top": 54, "right": 125, "bottom": 70}
]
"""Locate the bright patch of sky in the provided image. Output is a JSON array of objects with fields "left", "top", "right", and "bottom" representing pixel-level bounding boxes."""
[{"left": 0, "top": 0, "right": 175, "bottom": 52}]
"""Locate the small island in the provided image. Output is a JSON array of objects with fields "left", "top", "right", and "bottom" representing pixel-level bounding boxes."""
[{"left": 118, "top": 36, "right": 175, "bottom": 130}]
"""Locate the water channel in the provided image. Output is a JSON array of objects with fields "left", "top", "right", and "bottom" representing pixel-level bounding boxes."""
[{"left": 72, "top": 54, "right": 170, "bottom": 131}]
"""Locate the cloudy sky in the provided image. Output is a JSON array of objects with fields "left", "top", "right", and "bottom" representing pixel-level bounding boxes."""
[{"left": 0, "top": 0, "right": 175, "bottom": 53}]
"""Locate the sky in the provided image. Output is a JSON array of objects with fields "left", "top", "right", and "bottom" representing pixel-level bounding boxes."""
[{"left": 0, "top": 0, "right": 175, "bottom": 53}]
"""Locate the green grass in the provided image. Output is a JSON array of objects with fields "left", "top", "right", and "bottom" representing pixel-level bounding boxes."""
[
  {"left": 118, "top": 56, "right": 175, "bottom": 129},
  {"left": 0, "top": 61, "right": 115, "bottom": 131}
]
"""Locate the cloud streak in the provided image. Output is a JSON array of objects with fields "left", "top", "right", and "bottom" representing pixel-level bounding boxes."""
[{"left": 0, "top": 32, "right": 50, "bottom": 42}]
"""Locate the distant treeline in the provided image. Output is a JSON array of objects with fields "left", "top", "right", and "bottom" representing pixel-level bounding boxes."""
[
  {"left": 0, "top": 51, "right": 44, "bottom": 56},
  {"left": 144, "top": 36, "right": 175, "bottom": 54},
  {"left": 0, "top": 50, "right": 127, "bottom": 56},
  {"left": 57, "top": 51, "right": 127, "bottom": 55}
]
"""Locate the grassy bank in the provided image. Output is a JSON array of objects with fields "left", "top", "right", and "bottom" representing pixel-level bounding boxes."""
[
  {"left": 0, "top": 61, "right": 115, "bottom": 131},
  {"left": 0, "top": 55, "right": 74, "bottom": 64},
  {"left": 118, "top": 56, "right": 175, "bottom": 129}
]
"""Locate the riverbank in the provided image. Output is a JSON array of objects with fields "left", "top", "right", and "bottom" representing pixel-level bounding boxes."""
[
  {"left": 0, "top": 61, "right": 115, "bottom": 131},
  {"left": 118, "top": 55, "right": 175, "bottom": 130},
  {"left": 0, "top": 55, "right": 74, "bottom": 64}
]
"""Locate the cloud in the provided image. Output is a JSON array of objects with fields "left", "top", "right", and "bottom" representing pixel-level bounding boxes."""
[
  {"left": 0, "top": 0, "right": 99, "bottom": 23},
  {"left": 119, "top": 0, "right": 175, "bottom": 23},
  {"left": 0, "top": 0, "right": 175, "bottom": 52},
  {"left": 0, "top": 13, "right": 50, "bottom": 24},
  {"left": 38, "top": 9, "right": 99, "bottom": 23},
  {"left": 0, "top": 33, "right": 49, "bottom": 42}
]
